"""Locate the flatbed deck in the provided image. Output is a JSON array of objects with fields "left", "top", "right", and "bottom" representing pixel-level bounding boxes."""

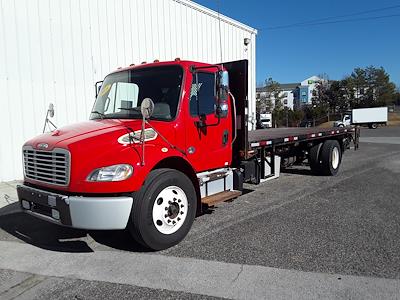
[{"left": 248, "top": 127, "right": 356, "bottom": 148}]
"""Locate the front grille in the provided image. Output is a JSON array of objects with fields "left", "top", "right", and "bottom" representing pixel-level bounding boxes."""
[{"left": 23, "top": 147, "right": 70, "bottom": 186}]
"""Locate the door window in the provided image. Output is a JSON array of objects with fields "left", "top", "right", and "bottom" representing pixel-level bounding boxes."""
[{"left": 190, "top": 73, "right": 216, "bottom": 116}]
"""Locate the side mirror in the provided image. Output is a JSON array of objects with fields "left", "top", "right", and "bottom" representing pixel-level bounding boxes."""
[
  {"left": 48, "top": 103, "right": 55, "bottom": 118},
  {"left": 217, "top": 70, "right": 229, "bottom": 117},
  {"left": 95, "top": 81, "right": 103, "bottom": 98},
  {"left": 141, "top": 98, "right": 154, "bottom": 119}
]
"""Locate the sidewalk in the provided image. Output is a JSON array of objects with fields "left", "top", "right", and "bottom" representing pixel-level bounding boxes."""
[{"left": 0, "top": 181, "right": 20, "bottom": 209}]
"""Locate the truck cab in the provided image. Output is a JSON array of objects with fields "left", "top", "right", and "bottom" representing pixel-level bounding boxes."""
[
  {"left": 260, "top": 113, "right": 272, "bottom": 128},
  {"left": 334, "top": 114, "right": 351, "bottom": 127},
  {"left": 18, "top": 60, "right": 238, "bottom": 250}
]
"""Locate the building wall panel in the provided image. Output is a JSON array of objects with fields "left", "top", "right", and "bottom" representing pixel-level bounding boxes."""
[{"left": 0, "top": 0, "right": 256, "bottom": 181}]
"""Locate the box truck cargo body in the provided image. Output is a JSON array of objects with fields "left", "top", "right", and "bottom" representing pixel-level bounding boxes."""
[{"left": 352, "top": 107, "right": 388, "bottom": 126}]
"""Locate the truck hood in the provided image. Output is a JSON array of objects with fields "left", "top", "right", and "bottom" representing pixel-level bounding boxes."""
[{"left": 26, "top": 119, "right": 133, "bottom": 150}]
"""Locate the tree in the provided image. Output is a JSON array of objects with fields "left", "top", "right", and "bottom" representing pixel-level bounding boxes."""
[
  {"left": 311, "top": 79, "right": 330, "bottom": 117},
  {"left": 342, "top": 66, "right": 396, "bottom": 108},
  {"left": 257, "top": 77, "right": 285, "bottom": 127},
  {"left": 395, "top": 89, "right": 400, "bottom": 105},
  {"left": 265, "top": 78, "right": 284, "bottom": 127},
  {"left": 327, "top": 80, "right": 348, "bottom": 113}
]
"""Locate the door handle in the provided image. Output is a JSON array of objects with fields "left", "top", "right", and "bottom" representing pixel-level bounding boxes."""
[{"left": 222, "top": 130, "right": 229, "bottom": 145}]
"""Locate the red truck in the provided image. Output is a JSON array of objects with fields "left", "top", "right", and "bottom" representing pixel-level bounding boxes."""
[{"left": 17, "top": 59, "right": 359, "bottom": 250}]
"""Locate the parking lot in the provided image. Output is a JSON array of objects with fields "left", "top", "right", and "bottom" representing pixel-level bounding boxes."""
[{"left": 1, "top": 126, "right": 399, "bottom": 299}]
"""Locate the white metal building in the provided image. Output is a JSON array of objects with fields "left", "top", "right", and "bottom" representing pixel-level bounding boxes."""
[{"left": 0, "top": 0, "right": 257, "bottom": 182}]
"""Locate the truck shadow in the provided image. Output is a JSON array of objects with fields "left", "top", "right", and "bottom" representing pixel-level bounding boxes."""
[
  {"left": 281, "top": 167, "right": 315, "bottom": 176},
  {"left": 0, "top": 203, "right": 149, "bottom": 253}
]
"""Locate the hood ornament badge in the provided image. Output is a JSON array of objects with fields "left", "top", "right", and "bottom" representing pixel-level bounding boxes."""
[{"left": 37, "top": 143, "right": 49, "bottom": 150}]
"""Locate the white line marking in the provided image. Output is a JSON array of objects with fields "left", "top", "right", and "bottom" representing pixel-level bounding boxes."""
[
  {"left": 360, "top": 137, "right": 400, "bottom": 145},
  {"left": 0, "top": 241, "right": 398, "bottom": 300}
]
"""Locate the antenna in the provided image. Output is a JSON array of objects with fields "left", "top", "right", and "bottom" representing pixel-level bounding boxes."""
[{"left": 217, "top": 0, "right": 223, "bottom": 64}]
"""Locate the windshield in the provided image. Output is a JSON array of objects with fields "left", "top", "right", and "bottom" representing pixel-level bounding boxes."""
[{"left": 91, "top": 66, "right": 183, "bottom": 121}]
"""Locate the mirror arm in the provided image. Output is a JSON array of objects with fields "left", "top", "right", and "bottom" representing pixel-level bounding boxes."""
[
  {"left": 198, "top": 113, "right": 221, "bottom": 128},
  {"left": 95, "top": 81, "right": 103, "bottom": 98}
]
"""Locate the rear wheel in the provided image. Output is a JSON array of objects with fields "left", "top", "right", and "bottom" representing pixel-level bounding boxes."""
[
  {"left": 369, "top": 123, "right": 378, "bottom": 129},
  {"left": 309, "top": 140, "right": 342, "bottom": 176},
  {"left": 129, "top": 168, "right": 197, "bottom": 250},
  {"left": 319, "top": 140, "right": 342, "bottom": 176}
]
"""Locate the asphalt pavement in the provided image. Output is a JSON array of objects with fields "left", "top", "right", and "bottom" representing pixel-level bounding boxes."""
[{"left": 0, "top": 126, "right": 399, "bottom": 299}]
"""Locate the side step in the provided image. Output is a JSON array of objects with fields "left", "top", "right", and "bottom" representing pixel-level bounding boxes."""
[{"left": 201, "top": 190, "right": 242, "bottom": 206}]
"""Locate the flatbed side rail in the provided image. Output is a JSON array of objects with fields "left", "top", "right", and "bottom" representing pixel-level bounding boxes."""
[{"left": 248, "top": 127, "right": 358, "bottom": 150}]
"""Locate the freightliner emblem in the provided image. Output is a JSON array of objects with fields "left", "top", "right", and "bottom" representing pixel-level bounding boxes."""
[{"left": 37, "top": 143, "right": 49, "bottom": 149}]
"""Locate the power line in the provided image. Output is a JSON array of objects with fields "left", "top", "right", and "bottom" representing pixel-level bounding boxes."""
[{"left": 261, "top": 4, "right": 400, "bottom": 30}]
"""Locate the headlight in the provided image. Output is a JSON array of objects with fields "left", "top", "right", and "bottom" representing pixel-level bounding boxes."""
[{"left": 87, "top": 164, "right": 133, "bottom": 182}]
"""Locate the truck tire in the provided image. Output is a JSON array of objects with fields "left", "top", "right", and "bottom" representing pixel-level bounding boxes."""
[
  {"left": 369, "top": 123, "right": 378, "bottom": 129},
  {"left": 129, "top": 168, "right": 197, "bottom": 250},
  {"left": 309, "top": 143, "right": 323, "bottom": 174},
  {"left": 319, "top": 140, "right": 342, "bottom": 176}
]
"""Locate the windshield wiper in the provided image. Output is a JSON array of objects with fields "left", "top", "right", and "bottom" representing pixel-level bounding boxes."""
[
  {"left": 91, "top": 111, "right": 106, "bottom": 119},
  {"left": 118, "top": 107, "right": 142, "bottom": 113}
]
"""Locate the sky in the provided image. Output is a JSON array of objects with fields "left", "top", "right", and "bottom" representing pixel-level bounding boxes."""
[{"left": 194, "top": 0, "right": 400, "bottom": 88}]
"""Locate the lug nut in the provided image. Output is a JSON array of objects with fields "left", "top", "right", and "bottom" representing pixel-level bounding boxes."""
[
  {"left": 178, "top": 199, "right": 181, "bottom": 203},
  {"left": 173, "top": 198, "right": 177, "bottom": 201},
  {"left": 167, "top": 219, "right": 171, "bottom": 223},
  {"left": 165, "top": 214, "right": 168, "bottom": 218},
  {"left": 168, "top": 201, "right": 172, "bottom": 204},
  {"left": 165, "top": 207, "right": 168, "bottom": 210},
  {"left": 172, "top": 221, "right": 176, "bottom": 224},
  {"left": 180, "top": 205, "right": 184, "bottom": 208},
  {"left": 180, "top": 211, "right": 184, "bottom": 215},
  {"left": 177, "top": 217, "right": 181, "bottom": 221}
]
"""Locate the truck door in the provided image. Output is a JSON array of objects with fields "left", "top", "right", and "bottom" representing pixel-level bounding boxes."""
[
  {"left": 185, "top": 70, "right": 232, "bottom": 172},
  {"left": 220, "top": 60, "right": 248, "bottom": 163}
]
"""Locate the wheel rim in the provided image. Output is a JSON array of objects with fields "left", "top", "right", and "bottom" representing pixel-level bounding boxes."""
[
  {"left": 331, "top": 147, "right": 340, "bottom": 169},
  {"left": 152, "top": 186, "right": 188, "bottom": 235}
]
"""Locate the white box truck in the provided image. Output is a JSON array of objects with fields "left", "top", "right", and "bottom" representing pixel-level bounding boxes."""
[
  {"left": 260, "top": 113, "right": 272, "bottom": 128},
  {"left": 334, "top": 107, "right": 388, "bottom": 129}
]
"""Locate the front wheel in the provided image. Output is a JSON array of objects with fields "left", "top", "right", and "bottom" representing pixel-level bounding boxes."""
[{"left": 129, "top": 168, "right": 197, "bottom": 250}]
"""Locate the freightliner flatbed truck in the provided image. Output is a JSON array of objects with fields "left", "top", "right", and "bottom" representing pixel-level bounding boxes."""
[{"left": 17, "top": 59, "right": 360, "bottom": 250}]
